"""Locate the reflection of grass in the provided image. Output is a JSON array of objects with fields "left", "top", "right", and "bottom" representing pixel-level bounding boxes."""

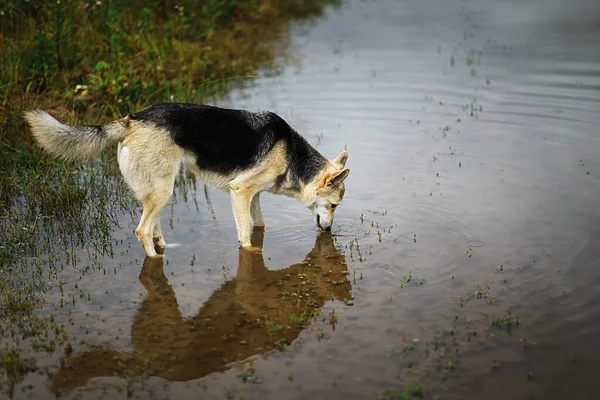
[
  {"left": 0, "top": 347, "right": 37, "bottom": 399},
  {"left": 0, "top": 0, "right": 341, "bottom": 395}
]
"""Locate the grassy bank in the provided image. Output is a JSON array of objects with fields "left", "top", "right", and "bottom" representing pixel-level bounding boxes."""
[{"left": 0, "top": 0, "right": 340, "bottom": 396}]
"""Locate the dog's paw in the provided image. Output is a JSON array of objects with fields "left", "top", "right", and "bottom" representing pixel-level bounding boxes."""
[{"left": 153, "top": 237, "right": 167, "bottom": 248}]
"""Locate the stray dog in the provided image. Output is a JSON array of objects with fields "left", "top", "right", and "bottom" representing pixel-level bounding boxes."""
[{"left": 24, "top": 103, "right": 350, "bottom": 257}]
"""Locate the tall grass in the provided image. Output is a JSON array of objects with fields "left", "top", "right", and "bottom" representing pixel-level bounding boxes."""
[{"left": 0, "top": 0, "right": 339, "bottom": 117}]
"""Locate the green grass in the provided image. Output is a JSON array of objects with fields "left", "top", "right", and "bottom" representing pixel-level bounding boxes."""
[
  {"left": 378, "top": 383, "right": 426, "bottom": 399},
  {"left": 0, "top": 0, "right": 341, "bottom": 396},
  {"left": 1, "top": 0, "right": 340, "bottom": 117},
  {"left": 491, "top": 311, "right": 519, "bottom": 329}
]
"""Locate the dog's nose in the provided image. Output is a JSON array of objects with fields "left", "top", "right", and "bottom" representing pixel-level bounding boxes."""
[
  {"left": 316, "top": 215, "right": 331, "bottom": 231},
  {"left": 317, "top": 214, "right": 331, "bottom": 232}
]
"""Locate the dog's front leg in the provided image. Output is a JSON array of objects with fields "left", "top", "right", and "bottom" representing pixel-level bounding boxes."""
[
  {"left": 230, "top": 188, "right": 254, "bottom": 248},
  {"left": 250, "top": 192, "right": 265, "bottom": 227}
]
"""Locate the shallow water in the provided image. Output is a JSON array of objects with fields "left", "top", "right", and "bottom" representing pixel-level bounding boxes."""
[{"left": 18, "top": 0, "right": 600, "bottom": 399}]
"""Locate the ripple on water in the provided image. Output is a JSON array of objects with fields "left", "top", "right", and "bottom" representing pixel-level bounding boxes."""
[
  {"left": 330, "top": 217, "right": 373, "bottom": 241},
  {"left": 466, "top": 240, "right": 485, "bottom": 247},
  {"left": 262, "top": 208, "right": 319, "bottom": 244},
  {"left": 262, "top": 211, "right": 372, "bottom": 246}
]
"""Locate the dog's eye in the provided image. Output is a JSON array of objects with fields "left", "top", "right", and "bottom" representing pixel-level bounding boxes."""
[{"left": 331, "top": 204, "right": 338, "bottom": 209}]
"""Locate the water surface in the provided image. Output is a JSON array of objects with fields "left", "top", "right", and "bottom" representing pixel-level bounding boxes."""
[{"left": 22, "top": 0, "right": 600, "bottom": 399}]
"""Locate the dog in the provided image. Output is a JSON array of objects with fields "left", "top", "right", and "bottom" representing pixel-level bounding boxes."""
[{"left": 23, "top": 103, "right": 350, "bottom": 257}]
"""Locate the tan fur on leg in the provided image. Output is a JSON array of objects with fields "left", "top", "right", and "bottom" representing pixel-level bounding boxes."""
[
  {"left": 250, "top": 192, "right": 265, "bottom": 227},
  {"left": 136, "top": 191, "right": 170, "bottom": 257},
  {"left": 152, "top": 214, "right": 166, "bottom": 249},
  {"left": 230, "top": 188, "right": 254, "bottom": 248}
]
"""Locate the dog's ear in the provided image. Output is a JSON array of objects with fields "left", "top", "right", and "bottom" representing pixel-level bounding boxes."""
[
  {"left": 318, "top": 168, "right": 350, "bottom": 196},
  {"left": 326, "top": 168, "right": 350, "bottom": 187},
  {"left": 331, "top": 151, "right": 348, "bottom": 169}
]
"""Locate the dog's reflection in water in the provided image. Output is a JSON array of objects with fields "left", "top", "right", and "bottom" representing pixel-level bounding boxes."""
[{"left": 52, "top": 228, "right": 353, "bottom": 393}]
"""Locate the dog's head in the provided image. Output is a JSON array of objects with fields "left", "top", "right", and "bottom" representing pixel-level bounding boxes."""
[{"left": 308, "top": 151, "right": 350, "bottom": 232}]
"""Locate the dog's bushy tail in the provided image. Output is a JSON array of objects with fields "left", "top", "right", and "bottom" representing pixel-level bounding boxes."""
[{"left": 23, "top": 110, "right": 129, "bottom": 161}]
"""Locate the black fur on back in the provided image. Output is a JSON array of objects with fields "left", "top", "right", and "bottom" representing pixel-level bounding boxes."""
[{"left": 130, "top": 103, "right": 328, "bottom": 185}]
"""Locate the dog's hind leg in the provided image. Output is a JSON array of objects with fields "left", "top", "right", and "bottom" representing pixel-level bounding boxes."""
[
  {"left": 118, "top": 132, "right": 182, "bottom": 257},
  {"left": 250, "top": 192, "right": 265, "bottom": 227},
  {"left": 136, "top": 190, "right": 170, "bottom": 257}
]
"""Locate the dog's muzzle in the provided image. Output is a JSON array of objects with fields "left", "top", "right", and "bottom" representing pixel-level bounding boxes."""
[{"left": 316, "top": 214, "right": 332, "bottom": 232}]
